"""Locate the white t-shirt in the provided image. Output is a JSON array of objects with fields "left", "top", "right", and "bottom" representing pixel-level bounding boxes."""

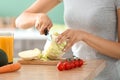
[{"left": 62, "top": 0, "right": 120, "bottom": 80}]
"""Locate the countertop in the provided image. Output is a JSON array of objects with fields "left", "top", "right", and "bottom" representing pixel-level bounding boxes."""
[{"left": 0, "top": 59, "right": 106, "bottom": 80}]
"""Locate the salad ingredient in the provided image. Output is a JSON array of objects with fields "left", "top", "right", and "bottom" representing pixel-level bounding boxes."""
[
  {"left": 43, "top": 32, "right": 67, "bottom": 60},
  {"left": 0, "top": 49, "right": 8, "bottom": 67},
  {"left": 18, "top": 48, "right": 42, "bottom": 60},
  {"left": 0, "top": 63, "right": 21, "bottom": 73},
  {"left": 57, "top": 58, "right": 84, "bottom": 71}
]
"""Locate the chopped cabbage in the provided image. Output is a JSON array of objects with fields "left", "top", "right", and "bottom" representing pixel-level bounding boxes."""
[
  {"left": 18, "top": 48, "right": 42, "bottom": 60},
  {"left": 43, "top": 32, "right": 67, "bottom": 60}
]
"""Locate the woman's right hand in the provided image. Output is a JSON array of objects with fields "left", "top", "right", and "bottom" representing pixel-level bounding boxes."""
[{"left": 35, "top": 13, "right": 53, "bottom": 35}]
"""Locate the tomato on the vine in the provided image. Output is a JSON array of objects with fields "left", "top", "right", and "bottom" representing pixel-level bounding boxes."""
[
  {"left": 79, "top": 59, "right": 84, "bottom": 66},
  {"left": 57, "top": 57, "right": 84, "bottom": 71},
  {"left": 57, "top": 61, "right": 64, "bottom": 71},
  {"left": 74, "top": 60, "right": 80, "bottom": 67},
  {"left": 70, "top": 62, "right": 75, "bottom": 69},
  {"left": 63, "top": 60, "right": 72, "bottom": 70}
]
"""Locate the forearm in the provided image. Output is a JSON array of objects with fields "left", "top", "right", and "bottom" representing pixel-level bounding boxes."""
[
  {"left": 83, "top": 32, "right": 120, "bottom": 59},
  {"left": 15, "top": 0, "right": 60, "bottom": 29},
  {"left": 15, "top": 12, "right": 38, "bottom": 29}
]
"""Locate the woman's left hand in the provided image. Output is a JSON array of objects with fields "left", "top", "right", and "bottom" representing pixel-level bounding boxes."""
[{"left": 56, "top": 29, "right": 86, "bottom": 52}]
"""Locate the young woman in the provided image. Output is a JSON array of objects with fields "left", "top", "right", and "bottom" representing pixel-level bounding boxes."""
[{"left": 16, "top": 0, "right": 120, "bottom": 80}]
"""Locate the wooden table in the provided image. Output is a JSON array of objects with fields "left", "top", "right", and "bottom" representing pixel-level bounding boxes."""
[{"left": 0, "top": 59, "right": 106, "bottom": 80}]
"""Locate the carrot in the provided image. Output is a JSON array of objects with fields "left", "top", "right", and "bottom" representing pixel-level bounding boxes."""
[{"left": 0, "top": 63, "right": 21, "bottom": 73}]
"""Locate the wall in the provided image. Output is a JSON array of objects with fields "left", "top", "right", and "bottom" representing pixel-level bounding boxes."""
[{"left": 0, "top": 0, "right": 64, "bottom": 24}]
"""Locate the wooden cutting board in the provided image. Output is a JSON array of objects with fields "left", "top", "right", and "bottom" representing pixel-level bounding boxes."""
[{"left": 18, "top": 59, "right": 62, "bottom": 65}]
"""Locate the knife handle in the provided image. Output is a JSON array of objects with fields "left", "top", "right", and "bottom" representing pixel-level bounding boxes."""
[{"left": 44, "top": 29, "right": 48, "bottom": 35}]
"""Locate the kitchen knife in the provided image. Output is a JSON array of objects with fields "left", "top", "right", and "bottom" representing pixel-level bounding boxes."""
[{"left": 44, "top": 29, "right": 52, "bottom": 41}]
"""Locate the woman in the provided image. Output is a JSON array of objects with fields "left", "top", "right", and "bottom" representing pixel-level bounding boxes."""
[{"left": 16, "top": 0, "right": 120, "bottom": 80}]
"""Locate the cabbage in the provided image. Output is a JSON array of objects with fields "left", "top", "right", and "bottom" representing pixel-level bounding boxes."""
[
  {"left": 43, "top": 32, "right": 67, "bottom": 60},
  {"left": 18, "top": 48, "right": 42, "bottom": 60}
]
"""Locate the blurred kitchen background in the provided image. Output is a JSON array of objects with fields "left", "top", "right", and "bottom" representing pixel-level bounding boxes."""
[{"left": 0, "top": 0, "right": 73, "bottom": 58}]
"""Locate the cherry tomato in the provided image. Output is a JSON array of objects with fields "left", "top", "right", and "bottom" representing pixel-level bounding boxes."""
[
  {"left": 57, "top": 61, "right": 64, "bottom": 71},
  {"left": 73, "top": 57, "right": 83, "bottom": 67},
  {"left": 73, "top": 58, "right": 80, "bottom": 67},
  {"left": 57, "top": 57, "right": 84, "bottom": 71},
  {"left": 63, "top": 61, "right": 71, "bottom": 70},
  {"left": 79, "top": 59, "right": 84, "bottom": 67},
  {"left": 66, "top": 62, "right": 72, "bottom": 70},
  {"left": 70, "top": 62, "right": 75, "bottom": 69},
  {"left": 75, "top": 60, "right": 80, "bottom": 67},
  {"left": 68, "top": 59, "right": 75, "bottom": 69},
  {"left": 73, "top": 59, "right": 77, "bottom": 68}
]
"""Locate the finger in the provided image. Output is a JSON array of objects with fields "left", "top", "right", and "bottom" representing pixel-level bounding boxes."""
[
  {"left": 60, "top": 29, "right": 70, "bottom": 36},
  {"left": 40, "top": 24, "right": 47, "bottom": 34},
  {"left": 63, "top": 39, "right": 74, "bottom": 52},
  {"left": 48, "top": 20, "right": 53, "bottom": 29},
  {"left": 36, "top": 22, "right": 43, "bottom": 33},
  {"left": 36, "top": 23, "right": 43, "bottom": 31},
  {"left": 35, "top": 17, "right": 39, "bottom": 27},
  {"left": 43, "top": 23, "right": 52, "bottom": 35},
  {"left": 56, "top": 30, "right": 70, "bottom": 42},
  {"left": 45, "top": 20, "right": 52, "bottom": 29},
  {"left": 47, "top": 23, "right": 53, "bottom": 31},
  {"left": 35, "top": 17, "right": 40, "bottom": 28},
  {"left": 58, "top": 34, "right": 70, "bottom": 44},
  {"left": 40, "top": 20, "right": 52, "bottom": 35},
  {"left": 57, "top": 30, "right": 71, "bottom": 44},
  {"left": 35, "top": 20, "right": 42, "bottom": 30}
]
